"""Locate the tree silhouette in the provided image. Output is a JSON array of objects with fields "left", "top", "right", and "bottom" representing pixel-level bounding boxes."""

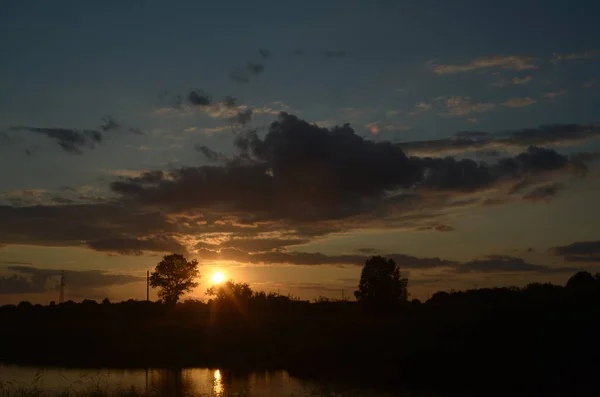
[
  {"left": 150, "top": 254, "right": 201, "bottom": 305},
  {"left": 206, "top": 280, "right": 253, "bottom": 303},
  {"left": 566, "top": 271, "right": 598, "bottom": 292},
  {"left": 354, "top": 256, "right": 408, "bottom": 308}
]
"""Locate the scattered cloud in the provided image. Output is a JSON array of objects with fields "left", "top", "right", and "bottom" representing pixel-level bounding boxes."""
[
  {"left": 440, "top": 96, "right": 496, "bottom": 116},
  {"left": 492, "top": 75, "right": 532, "bottom": 87},
  {"left": 543, "top": 91, "right": 567, "bottom": 101},
  {"left": 9, "top": 126, "right": 103, "bottom": 154},
  {"left": 397, "top": 123, "right": 600, "bottom": 156},
  {"left": 202, "top": 126, "right": 230, "bottom": 134},
  {"left": 456, "top": 255, "right": 571, "bottom": 274},
  {"left": 551, "top": 49, "right": 600, "bottom": 63},
  {"left": 521, "top": 182, "right": 562, "bottom": 202},
  {"left": 501, "top": 97, "right": 537, "bottom": 108},
  {"left": 100, "top": 115, "right": 120, "bottom": 132},
  {"left": 549, "top": 241, "right": 600, "bottom": 263},
  {"left": 429, "top": 55, "right": 538, "bottom": 75},
  {"left": 0, "top": 265, "right": 143, "bottom": 295},
  {"left": 246, "top": 62, "right": 265, "bottom": 76}
]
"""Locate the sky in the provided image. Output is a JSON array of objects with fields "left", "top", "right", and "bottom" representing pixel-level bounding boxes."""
[{"left": 1, "top": 0, "right": 600, "bottom": 304}]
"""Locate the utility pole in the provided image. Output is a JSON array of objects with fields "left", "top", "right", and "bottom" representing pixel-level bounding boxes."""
[
  {"left": 59, "top": 270, "right": 66, "bottom": 303},
  {"left": 146, "top": 270, "right": 150, "bottom": 302}
]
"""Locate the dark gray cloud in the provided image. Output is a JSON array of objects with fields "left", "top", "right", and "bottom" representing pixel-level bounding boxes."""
[
  {"left": 0, "top": 265, "right": 142, "bottom": 294},
  {"left": 229, "top": 69, "right": 250, "bottom": 84},
  {"left": 549, "top": 241, "right": 600, "bottom": 262},
  {"left": 355, "top": 248, "right": 378, "bottom": 254},
  {"left": 522, "top": 183, "right": 562, "bottom": 202},
  {"left": 87, "top": 236, "right": 186, "bottom": 256},
  {"left": 229, "top": 109, "right": 253, "bottom": 126},
  {"left": 194, "top": 145, "right": 229, "bottom": 162},
  {"left": 111, "top": 113, "right": 586, "bottom": 226},
  {"left": 9, "top": 126, "right": 103, "bottom": 154},
  {"left": 415, "top": 224, "right": 455, "bottom": 232},
  {"left": 188, "top": 90, "right": 211, "bottom": 107},
  {"left": 457, "top": 255, "right": 571, "bottom": 273},
  {"left": 398, "top": 124, "right": 600, "bottom": 156},
  {"left": 222, "top": 96, "right": 238, "bottom": 108},
  {"left": 246, "top": 62, "right": 265, "bottom": 75},
  {"left": 129, "top": 128, "right": 144, "bottom": 135},
  {"left": 195, "top": 248, "right": 455, "bottom": 268},
  {"left": 197, "top": 237, "right": 310, "bottom": 253},
  {"left": 100, "top": 115, "right": 120, "bottom": 132}
]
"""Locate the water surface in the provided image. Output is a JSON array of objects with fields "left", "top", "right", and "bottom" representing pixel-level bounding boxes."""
[{"left": 0, "top": 365, "right": 403, "bottom": 396}]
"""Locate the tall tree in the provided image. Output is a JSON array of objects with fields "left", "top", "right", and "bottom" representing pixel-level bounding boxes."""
[
  {"left": 354, "top": 256, "right": 408, "bottom": 308},
  {"left": 150, "top": 254, "right": 201, "bottom": 305}
]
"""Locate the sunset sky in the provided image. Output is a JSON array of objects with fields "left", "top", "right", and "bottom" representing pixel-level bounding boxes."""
[{"left": 1, "top": 0, "right": 600, "bottom": 304}]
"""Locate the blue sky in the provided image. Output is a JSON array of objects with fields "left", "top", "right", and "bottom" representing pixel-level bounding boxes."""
[{"left": 1, "top": 0, "right": 600, "bottom": 304}]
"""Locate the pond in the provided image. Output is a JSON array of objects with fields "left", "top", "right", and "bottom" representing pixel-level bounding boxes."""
[{"left": 0, "top": 365, "right": 412, "bottom": 397}]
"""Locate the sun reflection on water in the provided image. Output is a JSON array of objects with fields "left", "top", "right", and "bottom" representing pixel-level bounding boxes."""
[{"left": 213, "top": 369, "right": 224, "bottom": 396}]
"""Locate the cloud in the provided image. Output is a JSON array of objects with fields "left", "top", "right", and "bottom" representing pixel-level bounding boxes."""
[
  {"left": 549, "top": 241, "right": 600, "bottom": 262},
  {"left": 100, "top": 115, "right": 120, "bottom": 132},
  {"left": 188, "top": 90, "right": 211, "bottom": 106},
  {"left": 501, "top": 97, "right": 537, "bottom": 108},
  {"left": 456, "top": 255, "right": 571, "bottom": 274},
  {"left": 246, "top": 62, "right": 265, "bottom": 76},
  {"left": 522, "top": 182, "right": 562, "bottom": 202},
  {"left": 415, "top": 224, "right": 455, "bottom": 232},
  {"left": 195, "top": 248, "right": 456, "bottom": 268},
  {"left": 229, "top": 69, "right": 250, "bottom": 84},
  {"left": 492, "top": 76, "right": 532, "bottom": 87},
  {"left": 0, "top": 265, "right": 142, "bottom": 295},
  {"left": 551, "top": 49, "right": 600, "bottom": 62},
  {"left": 87, "top": 236, "right": 187, "bottom": 256},
  {"left": 194, "top": 145, "right": 229, "bottom": 162},
  {"left": 429, "top": 55, "right": 538, "bottom": 75},
  {"left": 110, "top": 113, "right": 585, "bottom": 230},
  {"left": 442, "top": 96, "right": 496, "bottom": 116},
  {"left": 197, "top": 237, "right": 310, "bottom": 253},
  {"left": 397, "top": 123, "right": 600, "bottom": 156},
  {"left": 1, "top": 114, "right": 593, "bottom": 258},
  {"left": 9, "top": 126, "right": 103, "bottom": 154},
  {"left": 229, "top": 109, "right": 253, "bottom": 126},
  {"left": 583, "top": 79, "right": 598, "bottom": 89},
  {"left": 201, "top": 126, "right": 230, "bottom": 134},
  {"left": 543, "top": 91, "right": 567, "bottom": 101}
]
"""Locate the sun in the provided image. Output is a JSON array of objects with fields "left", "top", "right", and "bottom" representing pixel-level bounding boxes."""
[{"left": 212, "top": 272, "right": 225, "bottom": 284}]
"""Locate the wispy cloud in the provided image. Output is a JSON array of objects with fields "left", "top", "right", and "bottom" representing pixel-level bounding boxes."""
[
  {"left": 501, "top": 97, "right": 537, "bottom": 108},
  {"left": 492, "top": 75, "right": 532, "bottom": 87},
  {"left": 542, "top": 91, "right": 567, "bottom": 101},
  {"left": 441, "top": 96, "right": 496, "bottom": 116},
  {"left": 551, "top": 49, "right": 600, "bottom": 63},
  {"left": 429, "top": 55, "right": 538, "bottom": 75}
]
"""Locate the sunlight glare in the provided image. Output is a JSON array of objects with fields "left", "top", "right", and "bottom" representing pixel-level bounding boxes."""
[{"left": 212, "top": 272, "right": 225, "bottom": 284}]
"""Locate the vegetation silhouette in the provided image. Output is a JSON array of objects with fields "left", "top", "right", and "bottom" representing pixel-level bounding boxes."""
[
  {"left": 1, "top": 258, "right": 600, "bottom": 394},
  {"left": 354, "top": 255, "right": 408, "bottom": 311},
  {"left": 150, "top": 254, "right": 200, "bottom": 305}
]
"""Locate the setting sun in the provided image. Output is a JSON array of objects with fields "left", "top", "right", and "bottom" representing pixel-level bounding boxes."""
[{"left": 212, "top": 272, "right": 225, "bottom": 284}]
